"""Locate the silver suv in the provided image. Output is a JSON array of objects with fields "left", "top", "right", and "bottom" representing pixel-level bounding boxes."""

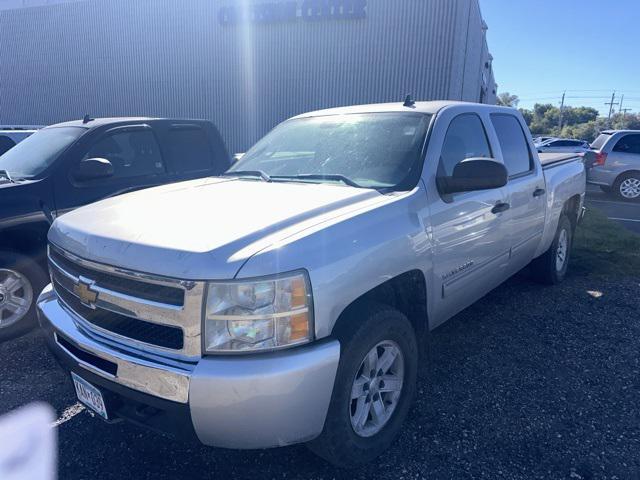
[
  {"left": 588, "top": 130, "right": 640, "bottom": 200},
  {"left": 536, "top": 138, "right": 590, "bottom": 154}
]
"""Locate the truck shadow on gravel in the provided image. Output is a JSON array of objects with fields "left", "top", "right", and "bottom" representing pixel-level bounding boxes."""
[{"left": 2, "top": 268, "right": 639, "bottom": 479}]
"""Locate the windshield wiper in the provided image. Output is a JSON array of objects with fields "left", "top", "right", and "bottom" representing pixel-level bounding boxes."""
[
  {"left": 0, "top": 170, "right": 14, "bottom": 183},
  {"left": 222, "top": 170, "right": 272, "bottom": 183},
  {"left": 272, "top": 174, "right": 363, "bottom": 188}
]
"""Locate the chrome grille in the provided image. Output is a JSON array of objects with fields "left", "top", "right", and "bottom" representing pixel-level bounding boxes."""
[{"left": 48, "top": 244, "right": 205, "bottom": 359}]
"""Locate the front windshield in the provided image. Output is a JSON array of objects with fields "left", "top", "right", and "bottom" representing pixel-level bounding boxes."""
[
  {"left": 230, "top": 113, "right": 431, "bottom": 189},
  {"left": 0, "top": 126, "right": 85, "bottom": 178}
]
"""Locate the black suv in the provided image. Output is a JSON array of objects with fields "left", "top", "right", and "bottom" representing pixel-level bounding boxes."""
[{"left": 0, "top": 117, "right": 230, "bottom": 341}]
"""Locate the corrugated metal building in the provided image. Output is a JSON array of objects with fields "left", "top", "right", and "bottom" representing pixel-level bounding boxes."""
[{"left": 0, "top": 0, "right": 497, "bottom": 153}]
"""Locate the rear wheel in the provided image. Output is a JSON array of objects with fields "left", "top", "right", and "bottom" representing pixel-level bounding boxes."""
[
  {"left": 613, "top": 172, "right": 640, "bottom": 201},
  {"left": 530, "top": 215, "right": 573, "bottom": 285},
  {"left": 0, "top": 251, "right": 48, "bottom": 342},
  {"left": 307, "top": 303, "right": 418, "bottom": 468}
]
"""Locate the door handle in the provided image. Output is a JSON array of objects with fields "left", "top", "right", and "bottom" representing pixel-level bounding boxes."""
[
  {"left": 491, "top": 202, "right": 510, "bottom": 214},
  {"left": 533, "top": 188, "right": 546, "bottom": 197}
]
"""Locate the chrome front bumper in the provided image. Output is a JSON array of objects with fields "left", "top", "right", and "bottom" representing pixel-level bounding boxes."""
[{"left": 37, "top": 285, "right": 341, "bottom": 449}]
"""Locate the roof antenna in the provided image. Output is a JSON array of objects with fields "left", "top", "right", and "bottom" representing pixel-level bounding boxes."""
[
  {"left": 403, "top": 94, "right": 416, "bottom": 108},
  {"left": 82, "top": 114, "right": 94, "bottom": 124}
]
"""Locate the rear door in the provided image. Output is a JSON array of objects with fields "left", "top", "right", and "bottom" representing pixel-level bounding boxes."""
[
  {"left": 157, "top": 122, "right": 231, "bottom": 182},
  {"left": 54, "top": 124, "right": 170, "bottom": 214},
  {"left": 490, "top": 113, "right": 546, "bottom": 272},
  {"left": 425, "top": 109, "right": 511, "bottom": 324},
  {"left": 609, "top": 133, "right": 640, "bottom": 169}
]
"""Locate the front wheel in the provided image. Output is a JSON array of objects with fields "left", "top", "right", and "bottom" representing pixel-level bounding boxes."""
[
  {"left": 530, "top": 214, "right": 573, "bottom": 285},
  {"left": 0, "top": 251, "right": 48, "bottom": 342},
  {"left": 307, "top": 303, "right": 418, "bottom": 468}
]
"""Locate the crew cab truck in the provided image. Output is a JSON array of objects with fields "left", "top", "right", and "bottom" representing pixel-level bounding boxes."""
[
  {"left": 0, "top": 117, "right": 230, "bottom": 341},
  {"left": 37, "top": 102, "right": 585, "bottom": 467}
]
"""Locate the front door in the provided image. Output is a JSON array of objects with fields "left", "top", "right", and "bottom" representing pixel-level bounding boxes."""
[
  {"left": 54, "top": 125, "right": 169, "bottom": 215},
  {"left": 424, "top": 111, "right": 511, "bottom": 326}
]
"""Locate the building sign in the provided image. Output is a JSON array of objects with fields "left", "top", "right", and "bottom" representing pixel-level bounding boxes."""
[{"left": 218, "top": 0, "right": 367, "bottom": 25}]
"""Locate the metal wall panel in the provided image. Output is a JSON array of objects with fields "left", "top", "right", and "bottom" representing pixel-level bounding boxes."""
[{"left": 0, "top": 0, "right": 495, "bottom": 153}]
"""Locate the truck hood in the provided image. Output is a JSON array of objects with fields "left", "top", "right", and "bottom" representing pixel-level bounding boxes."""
[{"left": 49, "top": 177, "right": 385, "bottom": 279}]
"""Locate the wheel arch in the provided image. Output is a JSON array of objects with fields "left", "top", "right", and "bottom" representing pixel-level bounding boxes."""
[
  {"left": 331, "top": 270, "right": 429, "bottom": 345},
  {"left": 562, "top": 193, "right": 583, "bottom": 230}
]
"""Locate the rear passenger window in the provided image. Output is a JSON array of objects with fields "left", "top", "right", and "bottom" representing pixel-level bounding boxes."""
[
  {"left": 84, "top": 129, "right": 164, "bottom": 180},
  {"left": 490, "top": 114, "right": 533, "bottom": 176},
  {"left": 166, "top": 127, "right": 213, "bottom": 172},
  {"left": 613, "top": 134, "right": 640, "bottom": 154},
  {"left": 440, "top": 114, "right": 492, "bottom": 176}
]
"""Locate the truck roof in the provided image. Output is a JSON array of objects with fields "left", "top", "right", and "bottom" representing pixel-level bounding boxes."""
[
  {"left": 293, "top": 100, "right": 514, "bottom": 118},
  {"left": 45, "top": 117, "right": 209, "bottom": 129}
]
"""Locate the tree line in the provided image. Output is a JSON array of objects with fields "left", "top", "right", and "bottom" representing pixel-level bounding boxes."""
[{"left": 497, "top": 92, "right": 640, "bottom": 142}]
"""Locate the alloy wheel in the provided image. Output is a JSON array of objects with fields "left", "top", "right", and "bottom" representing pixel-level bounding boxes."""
[
  {"left": 556, "top": 229, "right": 568, "bottom": 272},
  {"left": 0, "top": 269, "right": 33, "bottom": 329},
  {"left": 619, "top": 177, "right": 640, "bottom": 199},
  {"left": 350, "top": 340, "right": 404, "bottom": 438}
]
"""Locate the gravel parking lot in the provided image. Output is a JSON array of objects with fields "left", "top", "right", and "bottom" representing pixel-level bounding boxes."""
[{"left": 2, "top": 262, "right": 639, "bottom": 479}]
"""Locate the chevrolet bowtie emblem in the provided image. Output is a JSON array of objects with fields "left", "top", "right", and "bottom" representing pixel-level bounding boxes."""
[{"left": 74, "top": 279, "right": 98, "bottom": 307}]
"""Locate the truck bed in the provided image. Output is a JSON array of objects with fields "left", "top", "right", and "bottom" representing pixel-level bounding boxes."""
[{"left": 538, "top": 152, "right": 583, "bottom": 168}]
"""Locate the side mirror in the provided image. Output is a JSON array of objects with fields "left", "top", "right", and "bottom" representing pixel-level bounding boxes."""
[
  {"left": 73, "top": 158, "right": 114, "bottom": 182},
  {"left": 437, "top": 157, "right": 508, "bottom": 194}
]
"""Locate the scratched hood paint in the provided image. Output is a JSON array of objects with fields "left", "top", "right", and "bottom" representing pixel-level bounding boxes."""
[{"left": 49, "top": 177, "right": 384, "bottom": 279}]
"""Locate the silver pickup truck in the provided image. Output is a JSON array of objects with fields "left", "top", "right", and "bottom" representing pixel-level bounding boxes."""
[{"left": 37, "top": 101, "right": 585, "bottom": 467}]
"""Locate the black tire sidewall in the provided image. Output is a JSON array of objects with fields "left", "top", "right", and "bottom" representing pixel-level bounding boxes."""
[
  {"left": 0, "top": 251, "right": 48, "bottom": 341},
  {"left": 551, "top": 216, "right": 572, "bottom": 283},
  {"left": 309, "top": 304, "right": 418, "bottom": 467}
]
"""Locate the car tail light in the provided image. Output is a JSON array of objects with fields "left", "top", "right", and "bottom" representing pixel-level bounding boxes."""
[{"left": 593, "top": 152, "right": 608, "bottom": 166}]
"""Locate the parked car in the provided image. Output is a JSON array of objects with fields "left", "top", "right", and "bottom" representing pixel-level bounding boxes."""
[
  {"left": 588, "top": 129, "right": 640, "bottom": 200},
  {"left": 536, "top": 138, "right": 591, "bottom": 153},
  {"left": 0, "top": 126, "right": 43, "bottom": 155},
  {"left": 533, "top": 135, "right": 555, "bottom": 146},
  {"left": 0, "top": 117, "right": 230, "bottom": 341},
  {"left": 37, "top": 101, "right": 585, "bottom": 467}
]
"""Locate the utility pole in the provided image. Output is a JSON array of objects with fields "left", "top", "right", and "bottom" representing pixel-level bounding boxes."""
[
  {"left": 605, "top": 91, "right": 618, "bottom": 124},
  {"left": 558, "top": 91, "right": 566, "bottom": 131},
  {"left": 618, "top": 94, "right": 625, "bottom": 114},
  {"left": 621, "top": 108, "right": 632, "bottom": 118}
]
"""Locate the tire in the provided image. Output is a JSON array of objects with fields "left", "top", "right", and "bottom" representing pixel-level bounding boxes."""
[
  {"left": 307, "top": 303, "right": 418, "bottom": 468},
  {"left": 612, "top": 172, "right": 640, "bottom": 201},
  {"left": 530, "top": 214, "right": 573, "bottom": 285},
  {"left": 599, "top": 185, "right": 612, "bottom": 194},
  {"left": 0, "top": 251, "right": 48, "bottom": 342}
]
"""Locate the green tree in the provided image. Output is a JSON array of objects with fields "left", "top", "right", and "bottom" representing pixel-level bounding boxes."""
[{"left": 496, "top": 92, "right": 519, "bottom": 107}]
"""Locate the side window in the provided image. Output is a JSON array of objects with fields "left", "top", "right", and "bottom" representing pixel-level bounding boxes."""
[
  {"left": 166, "top": 127, "right": 213, "bottom": 172},
  {"left": 440, "top": 114, "right": 492, "bottom": 176},
  {"left": 0, "top": 135, "right": 16, "bottom": 156},
  {"left": 490, "top": 114, "right": 533, "bottom": 176},
  {"left": 613, "top": 134, "right": 640, "bottom": 154},
  {"left": 83, "top": 129, "right": 164, "bottom": 180}
]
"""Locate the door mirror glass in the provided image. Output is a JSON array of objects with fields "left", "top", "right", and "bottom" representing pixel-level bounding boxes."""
[
  {"left": 437, "top": 157, "right": 507, "bottom": 194},
  {"left": 73, "top": 157, "right": 114, "bottom": 181}
]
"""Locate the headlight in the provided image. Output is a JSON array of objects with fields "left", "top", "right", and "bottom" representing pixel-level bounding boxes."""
[{"left": 204, "top": 271, "right": 313, "bottom": 353}]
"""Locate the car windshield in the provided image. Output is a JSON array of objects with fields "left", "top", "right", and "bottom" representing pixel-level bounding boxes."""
[
  {"left": 229, "top": 113, "right": 431, "bottom": 189},
  {"left": 0, "top": 126, "right": 85, "bottom": 179}
]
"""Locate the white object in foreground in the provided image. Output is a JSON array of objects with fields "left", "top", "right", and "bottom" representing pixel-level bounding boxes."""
[{"left": 0, "top": 403, "right": 56, "bottom": 480}]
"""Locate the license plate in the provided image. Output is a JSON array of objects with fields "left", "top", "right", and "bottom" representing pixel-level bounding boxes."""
[{"left": 71, "top": 372, "right": 108, "bottom": 420}]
